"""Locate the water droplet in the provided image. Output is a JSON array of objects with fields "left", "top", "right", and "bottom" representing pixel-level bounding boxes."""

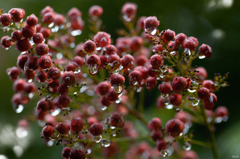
[
  {"left": 101, "top": 105, "right": 107, "bottom": 111},
  {"left": 161, "top": 94, "right": 169, "bottom": 99},
  {"left": 101, "top": 139, "right": 111, "bottom": 147},
  {"left": 15, "top": 105, "right": 24, "bottom": 113},
  {"left": 13, "top": 145, "right": 23, "bottom": 157},
  {"left": 86, "top": 149, "right": 91, "bottom": 154},
  {"left": 51, "top": 26, "right": 59, "bottom": 32},
  {"left": 189, "top": 97, "right": 200, "bottom": 106},
  {"left": 112, "top": 133, "right": 117, "bottom": 137},
  {"left": 123, "top": 15, "right": 133, "bottom": 22},
  {"left": 28, "top": 93, "right": 34, "bottom": 99},
  {"left": 113, "top": 85, "right": 123, "bottom": 94},
  {"left": 207, "top": 116, "right": 212, "bottom": 123},
  {"left": 88, "top": 64, "right": 98, "bottom": 76},
  {"left": 184, "top": 48, "right": 191, "bottom": 56},
  {"left": 45, "top": 78, "right": 53, "bottom": 84},
  {"left": 74, "top": 92, "right": 78, "bottom": 95},
  {"left": 94, "top": 135, "right": 102, "bottom": 143},
  {"left": 28, "top": 79, "right": 32, "bottom": 83},
  {"left": 183, "top": 142, "right": 191, "bottom": 151},
  {"left": 165, "top": 102, "right": 173, "bottom": 109},
  {"left": 5, "top": 47, "right": 9, "bottom": 50},
  {"left": 170, "top": 51, "right": 176, "bottom": 56},
  {"left": 145, "top": 28, "right": 157, "bottom": 35},
  {"left": 179, "top": 132, "right": 183, "bottom": 137},
  {"left": 16, "top": 127, "right": 28, "bottom": 138},
  {"left": 74, "top": 69, "right": 81, "bottom": 74},
  {"left": 56, "top": 53, "right": 63, "bottom": 59},
  {"left": 38, "top": 120, "right": 46, "bottom": 127},
  {"left": 175, "top": 107, "right": 182, "bottom": 112},
  {"left": 51, "top": 108, "right": 61, "bottom": 116},
  {"left": 71, "top": 30, "right": 82, "bottom": 36},
  {"left": 48, "top": 22, "right": 54, "bottom": 28},
  {"left": 47, "top": 139, "right": 54, "bottom": 147},
  {"left": 70, "top": 43, "right": 75, "bottom": 48},
  {"left": 110, "top": 126, "right": 116, "bottom": 129},
  {"left": 199, "top": 55, "right": 206, "bottom": 59},
  {"left": 215, "top": 117, "right": 224, "bottom": 123},
  {"left": 187, "top": 88, "right": 196, "bottom": 93},
  {"left": 161, "top": 150, "right": 169, "bottom": 157}
]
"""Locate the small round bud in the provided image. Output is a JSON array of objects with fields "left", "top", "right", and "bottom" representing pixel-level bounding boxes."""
[
  {"left": 109, "top": 113, "right": 124, "bottom": 128},
  {"left": 169, "top": 93, "right": 182, "bottom": 106},
  {"left": 171, "top": 77, "right": 188, "bottom": 92},
  {"left": 197, "top": 87, "right": 211, "bottom": 100},
  {"left": 84, "top": 40, "right": 96, "bottom": 53},
  {"left": 58, "top": 95, "right": 71, "bottom": 108},
  {"left": 42, "top": 125, "right": 54, "bottom": 138},
  {"left": 148, "top": 118, "right": 162, "bottom": 130},
  {"left": 56, "top": 122, "right": 70, "bottom": 135},
  {"left": 165, "top": 119, "right": 185, "bottom": 137},
  {"left": 70, "top": 117, "right": 84, "bottom": 133},
  {"left": 89, "top": 123, "right": 103, "bottom": 136},
  {"left": 199, "top": 44, "right": 212, "bottom": 58}
]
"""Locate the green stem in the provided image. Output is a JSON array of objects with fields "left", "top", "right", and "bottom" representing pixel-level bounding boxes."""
[
  {"left": 200, "top": 103, "right": 219, "bottom": 159},
  {"left": 113, "top": 134, "right": 150, "bottom": 143},
  {"left": 191, "top": 139, "right": 211, "bottom": 147},
  {"left": 138, "top": 89, "right": 144, "bottom": 114},
  {"left": 169, "top": 55, "right": 184, "bottom": 76}
]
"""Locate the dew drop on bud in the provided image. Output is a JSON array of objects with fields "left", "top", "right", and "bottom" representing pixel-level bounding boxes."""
[
  {"left": 38, "top": 120, "right": 46, "bottom": 127},
  {"left": 165, "top": 102, "right": 173, "bottom": 109},
  {"left": 189, "top": 97, "right": 200, "bottom": 106},
  {"left": 71, "top": 30, "right": 82, "bottom": 36},
  {"left": 170, "top": 51, "right": 176, "bottom": 56},
  {"left": 110, "top": 126, "right": 116, "bottom": 130},
  {"left": 101, "top": 105, "right": 107, "bottom": 111},
  {"left": 88, "top": 64, "right": 98, "bottom": 76},
  {"left": 145, "top": 28, "right": 157, "bottom": 35},
  {"left": 86, "top": 149, "right": 92, "bottom": 154},
  {"left": 123, "top": 15, "right": 132, "bottom": 22},
  {"left": 94, "top": 135, "right": 102, "bottom": 143},
  {"left": 51, "top": 108, "right": 61, "bottom": 116},
  {"left": 161, "top": 94, "right": 169, "bottom": 99},
  {"left": 115, "top": 98, "right": 121, "bottom": 104},
  {"left": 187, "top": 88, "right": 196, "bottom": 93},
  {"left": 199, "top": 55, "right": 206, "bottom": 59},
  {"left": 28, "top": 79, "right": 33, "bottom": 83},
  {"left": 70, "top": 43, "right": 75, "bottom": 48},
  {"left": 183, "top": 142, "right": 192, "bottom": 151},
  {"left": 16, "top": 127, "right": 28, "bottom": 138},
  {"left": 113, "top": 85, "right": 123, "bottom": 94},
  {"left": 101, "top": 139, "right": 111, "bottom": 147},
  {"left": 56, "top": 53, "right": 63, "bottom": 59},
  {"left": 47, "top": 139, "right": 54, "bottom": 147},
  {"left": 184, "top": 48, "right": 191, "bottom": 56},
  {"left": 15, "top": 105, "right": 24, "bottom": 113},
  {"left": 161, "top": 150, "right": 169, "bottom": 158},
  {"left": 74, "top": 92, "right": 78, "bottom": 95}
]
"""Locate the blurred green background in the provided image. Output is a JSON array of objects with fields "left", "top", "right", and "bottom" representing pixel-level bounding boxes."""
[{"left": 0, "top": 0, "right": 239, "bottom": 159}]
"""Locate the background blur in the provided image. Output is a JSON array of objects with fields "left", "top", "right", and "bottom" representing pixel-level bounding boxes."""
[{"left": 0, "top": 0, "right": 239, "bottom": 159}]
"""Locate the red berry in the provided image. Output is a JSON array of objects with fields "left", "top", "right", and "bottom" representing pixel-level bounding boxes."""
[
  {"left": 56, "top": 122, "right": 70, "bottom": 135},
  {"left": 16, "top": 38, "right": 31, "bottom": 52},
  {"left": 122, "top": 2, "right": 137, "bottom": 18},
  {"left": 171, "top": 76, "right": 188, "bottom": 92},
  {"left": 70, "top": 117, "right": 84, "bottom": 133},
  {"left": 24, "top": 82, "right": 37, "bottom": 93},
  {"left": 145, "top": 77, "right": 157, "bottom": 90},
  {"left": 181, "top": 150, "right": 199, "bottom": 159},
  {"left": 38, "top": 55, "right": 52, "bottom": 69},
  {"left": 13, "top": 79, "right": 26, "bottom": 92},
  {"left": 40, "top": 6, "right": 54, "bottom": 16},
  {"left": 0, "top": 13, "right": 12, "bottom": 26},
  {"left": 158, "top": 82, "right": 172, "bottom": 94},
  {"left": 34, "top": 108, "right": 47, "bottom": 120},
  {"left": 203, "top": 93, "right": 217, "bottom": 110},
  {"left": 110, "top": 74, "right": 125, "bottom": 86},
  {"left": 165, "top": 119, "right": 185, "bottom": 137},
  {"left": 199, "top": 44, "right": 212, "bottom": 58},
  {"left": 11, "top": 30, "right": 22, "bottom": 41},
  {"left": 21, "top": 25, "right": 35, "bottom": 38},
  {"left": 215, "top": 106, "right": 228, "bottom": 118},
  {"left": 84, "top": 40, "right": 96, "bottom": 53},
  {"left": 62, "top": 71, "right": 76, "bottom": 86},
  {"left": 169, "top": 93, "right": 182, "bottom": 106},
  {"left": 33, "top": 33, "right": 44, "bottom": 44},
  {"left": 42, "top": 12, "right": 55, "bottom": 24},
  {"left": 42, "top": 125, "right": 54, "bottom": 138},
  {"left": 70, "top": 149, "right": 86, "bottom": 159},
  {"left": 134, "top": 66, "right": 148, "bottom": 79},
  {"left": 162, "top": 29, "right": 175, "bottom": 41},
  {"left": 156, "top": 96, "right": 165, "bottom": 109},
  {"left": 70, "top": 18, "right": 84, "bottom": 30},
  {"left": 105, "top": 45, "right": 117, "bottom": 55},
  {"left": 7, "top": 66, "right": 20, "bottom": 81},
  {"left": 58, "top": 95, "right": 71, "bottom": 108},
  {"left": 107, "top": 89, "right": 119, "bottom": 101},
  {"left": 65, "top": 63, "right": 76, "bottom": 72},
  {"left": 129, "top": 36, "right": 143, "bottom": 52},
  {"left": 137, "top": 16, "right": 147, "bottom": 30},
  {"left": 1, "top": 36, "right": 14, "bottom": 48},
  {"left": 129, "top": 70, "right": 143, "bottom": 86},
  {"left": 148, "top": 118, "right": 162, "bottom": 130},
  {"left": 24, "top": 70, "right": 36, "bottom": 80},
  {"left": 25, "top": 56, "right": 38, "bottom": 70},
  {"left": 150, "top": 54, "right": 163, "bottom": 69},
  {"left": 62, "top": 147, "right": 72, "bottom": 159},
  {"left": 74, "top": 43, "right": 85, "bottom": 57},
  {"left": 151, "top": 130, "right": 162, "bottom": 141},
  {"left": 54, "top": 14, "right": 65, "bottom": 26},
  {"left": 37, "top": 100, "right": 49, "bottom": 112},
  {"left": 48, "top": 68, "right": 61, "bottom": 80},
  {"left": 97, "top": 81, "right": 111, "bottom": 96},
  {"left": 17, "top": 54, "right": 28, "bottom": 70},
  {"left": 156, "top": 139, "right": 167, "bottom": 151},
  {"left": 197, "top": 87, "right": 211, "bottom": 100},
  {"left": 109, "top": 113, "right": 124, "bottom": 128},
  {"left": 174, "top": 111, "right": 191, "bottom": 123},
  {"left": 26, "top": 14, "right": 38, "bottom": 26},
  {"left": 87, "top": 117, "right": 98, "bottom": 126},
  {"left": 71, "top": 56, "right": 84, "bottom": 67},
  {"left": 36, "top": 71, "right": 47, "bottom": 82},
  {"left": 89, "top": 123, "right": 103, "bottom": 136},
  {"left": 86, "top": 54, "right": 101, "bottom": 66},
  {"left": 153, "top": 44, "right": 164, "bottom": 53},
  {"left": 183, "top": 38, "right": 197, "bottom": 51},
  {"left": 57, "top": 84, "right": 69, "bottom": 95},
  {"left": 175, "top": 33, "right": 187, "bottom": 45},
  {"left": 168, "top": 41, "right": 178, "bottom": 52},
  {"left": 100, "top": 96, "right": 111, "bottom": 107},
  {"left": 39, "top": 27, "right": 51, "bottom": 38},
  {"left": 68, "top": 7, "right": 82, "bottom": 20},
  {"left": 144, "top": 16, "right": 159, "bottom": 34},
  {"left": 121, "top": 54, "right": 134, "bottom": 69},
  {"left": 94, "top": 32, "right": 111, "bottom": 48},
  {"left": 89, "top": 5, "right": 103, "bottom": 18},
  {"left": 195, "top": 67, "right": 207, "bottom": 82},
  {"left": 35, "top": 43, "right": 49, "bottom": 56},
  {"left": 8, "top": 8, "right": 25, "bottom": 22},
  {"left": 135, "top": 55, "right": 148, "bottom": 66},
  {"left": 202, "top": 80, "right": 215, "bottom": 92}
]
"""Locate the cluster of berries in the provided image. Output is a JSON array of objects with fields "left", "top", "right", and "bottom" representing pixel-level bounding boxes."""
[{"left": 1, "top": 2, "right": 229, "bottom": 159}]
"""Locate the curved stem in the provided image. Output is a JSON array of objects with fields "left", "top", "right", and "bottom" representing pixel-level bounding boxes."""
[{"left": 200, "top": 103, "right": 219, "bottom": 159}]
